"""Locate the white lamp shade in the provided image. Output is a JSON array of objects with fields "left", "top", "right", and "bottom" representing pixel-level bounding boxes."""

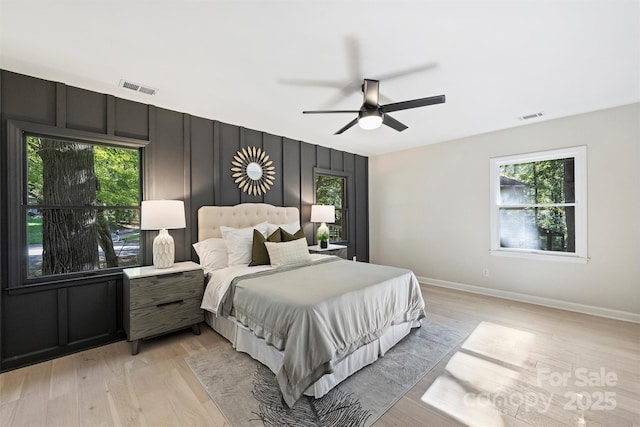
[
  {"left": 140, "top": 200, "right": 186, "bottom": 230},
  {"left": 310, "top": 205, "right": 335, "bottom": 223}
]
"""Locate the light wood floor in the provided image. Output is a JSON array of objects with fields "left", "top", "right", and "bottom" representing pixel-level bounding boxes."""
[{"left": 1, "top": 285, "right": 638, "bottom": 426}]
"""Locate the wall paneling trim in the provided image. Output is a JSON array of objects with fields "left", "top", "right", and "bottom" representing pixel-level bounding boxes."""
[{"left": 0, "top": 69, "right": 368, "bottom": 371}]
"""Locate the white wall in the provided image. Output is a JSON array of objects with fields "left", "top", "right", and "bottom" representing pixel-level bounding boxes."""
[{"left": 369, "top": 104, "right": 640, "bottom": 318}]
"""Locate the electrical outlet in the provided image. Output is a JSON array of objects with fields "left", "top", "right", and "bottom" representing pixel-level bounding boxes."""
[{"left": 482, "top": 268, "right": 490, "bottom": 277}]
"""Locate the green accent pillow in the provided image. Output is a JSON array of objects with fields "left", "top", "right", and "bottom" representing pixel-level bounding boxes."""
[
  {"left": 249, "top": 228, "right": 282, "bottom": 266},
  {"left": 280, "top": 227, "right": 306, "bottom": 242}
]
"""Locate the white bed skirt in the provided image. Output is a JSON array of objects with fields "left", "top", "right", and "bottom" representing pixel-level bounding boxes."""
[{"left": 204, "top": 311, "right": 420, "bottom": 398}]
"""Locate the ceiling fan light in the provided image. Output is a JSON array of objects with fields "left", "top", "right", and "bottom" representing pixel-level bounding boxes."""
[{"left": 358, "top": 112, "right": 383, "bottom": 130}]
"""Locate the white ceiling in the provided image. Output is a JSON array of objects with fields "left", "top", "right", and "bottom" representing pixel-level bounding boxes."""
[{"left": 1, "top": 0, "right": 638, "bottom": 156}]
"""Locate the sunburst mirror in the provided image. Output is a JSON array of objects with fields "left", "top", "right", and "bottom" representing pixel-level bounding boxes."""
[{"left": 231, "top": 146, "right": 275, "bottom": 196}]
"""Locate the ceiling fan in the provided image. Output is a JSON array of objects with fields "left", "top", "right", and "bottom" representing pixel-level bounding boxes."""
[{"left": 303, "top": 79, "right": 445, "bottom": 135}]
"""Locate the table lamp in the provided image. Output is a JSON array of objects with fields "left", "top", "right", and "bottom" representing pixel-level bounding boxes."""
[
  {"left": 140, "top": 200, "right": 186, "bottom": 268},
  {"left": 310, "top": 204, "right": 335, "bottom": 248}
]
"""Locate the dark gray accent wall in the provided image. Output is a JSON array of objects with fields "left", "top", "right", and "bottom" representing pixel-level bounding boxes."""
[{"left": 0, "top": 69, "right": 369, "bottom": 371}]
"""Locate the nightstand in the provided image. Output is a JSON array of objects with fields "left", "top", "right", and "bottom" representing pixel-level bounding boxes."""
[
  {"left": 308, "top": 244, "right": 348, "bottom": 259},
  {"left": 123, "top": 261, "right": 204, "bottom": 355}
]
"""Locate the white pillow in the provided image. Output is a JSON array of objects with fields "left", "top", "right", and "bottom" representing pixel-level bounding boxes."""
[
  {"left": 193, "top": 238, "right": 228, "bottom": 271},
  {"left": 221, "top": 222, "right": 268, "bottom": 266},
  {"left": 264, "top": 238, "right": 312, "bottom": 267},
  {"left": 267, "top": 220, "right": 301, "bottom": 236}
]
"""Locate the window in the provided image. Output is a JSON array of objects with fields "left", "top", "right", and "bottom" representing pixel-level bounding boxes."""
[
  {"left": 8, "top": 121, "right": 146, "bottom": 285},
  {"left": 489, "top": 146, "right": 587, "bottom": 262},
  {"left": 315, "top": 172, "right": 348, "bottom": 243}
]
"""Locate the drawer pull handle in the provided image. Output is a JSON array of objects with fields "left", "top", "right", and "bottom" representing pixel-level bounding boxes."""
[{"left": 157, "top": 300, "right": 184, "bottom": 308}]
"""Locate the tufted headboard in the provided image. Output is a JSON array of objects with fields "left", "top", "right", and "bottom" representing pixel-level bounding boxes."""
[{"left": 197, "top": 203, "right": 300, "bottom": 241}]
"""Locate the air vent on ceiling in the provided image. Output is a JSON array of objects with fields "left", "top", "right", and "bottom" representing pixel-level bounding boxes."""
[
  {"left": 118, "top": 79, "right": 158, "bottom": 96},
  {"left": 518, "top": 112, "right": 545, "bottom": 121}
]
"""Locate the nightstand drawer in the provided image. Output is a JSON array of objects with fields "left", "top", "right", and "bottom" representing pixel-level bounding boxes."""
[
  {"left": 128, "top": 296, "right": 203, "bottom": 340},
  {"left": 331, "top": 248, "right": 348, "bottom": 259},
  {"left": 308, "top": 244, "right": 348, "bottom": 259},
  {"left": 129, "top": 269, "right": 203, "bottom": 310}
]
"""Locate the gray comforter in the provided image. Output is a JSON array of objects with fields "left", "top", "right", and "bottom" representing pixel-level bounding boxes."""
[{"left": 219, "top": 258, "right": 425, "bottom": 407}]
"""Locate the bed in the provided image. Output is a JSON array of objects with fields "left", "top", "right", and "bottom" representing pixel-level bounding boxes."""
[{"left": 195, "top": 203, "right": 425, "bottom": 407}]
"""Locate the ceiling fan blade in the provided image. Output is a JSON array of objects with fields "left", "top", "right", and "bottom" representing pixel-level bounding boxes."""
[
  {"left": 303, "top": 110, "right": 360, "bottom": 114},
  {"left": 335, "top": 117, "right": 359, "bottom": 135},
  {"left": 378, "top": 93, "right": 394, "bottom": 105},
  {"left": 382, "top": 114, "right": 408, "bottom": 132},
  {"left": 374, "top": 62, "right": 437, "bottom": 82},
  {"left": 362, "top": 79, "right": 380, "bottom": 107},
  {"left": 280, "top": 36, "right": 365, "bottom": 109},
  {"left": 281, "top": 78, "right": 361, "bottom": 110},
  {"left": 344, "top": 35, "right": 363, "bottom": 82},
  {"left": 277, "top": 78, "right": 346, "bottom": 89},
  {"left": 380, "top": 95, "right": 446, "bottom": 113},
  {"left": 332, "top": 35, "right": 366, "bottom": 99}
]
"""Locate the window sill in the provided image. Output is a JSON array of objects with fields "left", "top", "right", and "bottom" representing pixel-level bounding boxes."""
[{"left": 490, "top": 250, "right": 588, "bottom": 264}]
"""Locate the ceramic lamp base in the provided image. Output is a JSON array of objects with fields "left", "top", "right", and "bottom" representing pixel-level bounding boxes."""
[{"left": 153, "top": 229, "right": 175, "bottom": 268}]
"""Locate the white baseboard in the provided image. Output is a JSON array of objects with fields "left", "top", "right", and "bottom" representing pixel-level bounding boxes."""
[{"left": 417, "top": 276, "right": 640, "bottom": 324}]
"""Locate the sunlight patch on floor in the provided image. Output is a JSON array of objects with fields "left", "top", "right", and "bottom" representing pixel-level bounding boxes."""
[
  {"left": 444, "top": 351, "right": 520, "bottom": 395},
  {"left": 421, "top": 375, "right": 505, "bottom": 427},
  {"left": 421, "top": 322, "right": 541, "bottom": 425},
  {"left": 461, "top": 321, "right": 536, "bottom": 368}
]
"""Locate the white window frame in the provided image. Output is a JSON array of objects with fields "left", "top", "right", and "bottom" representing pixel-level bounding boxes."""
[{"left": 489, "top": 146, "right": 588, "bottom": 263}]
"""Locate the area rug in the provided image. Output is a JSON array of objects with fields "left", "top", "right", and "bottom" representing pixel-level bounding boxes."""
[{"left": 185, "top": 319, "right": 467, "bottom": 427}]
